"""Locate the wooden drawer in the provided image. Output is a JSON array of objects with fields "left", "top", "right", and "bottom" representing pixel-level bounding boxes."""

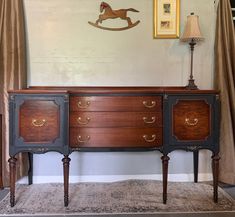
[
  {"left": 69, "top": 112, "right": 162, "bottom": 128},
  {"left": 70, "top": 128, "right": 163, "bottom": 148},
  {"left": 173, "top": 100, "right": 211, "bottom": 141},
  {"left": 70, "top": 96, "right": 162, "bottom": 112},
  {"left": 19, "top": 100, "right": 60, "bottom": 143}
]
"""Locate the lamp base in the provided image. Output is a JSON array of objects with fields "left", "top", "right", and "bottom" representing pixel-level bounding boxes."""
[{"left": 185, "top": 79, "right": 198, "bottom": 90}]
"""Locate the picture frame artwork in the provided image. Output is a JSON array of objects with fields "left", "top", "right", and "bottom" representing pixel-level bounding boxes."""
[{"left": 154, "top": 0, "right": 180, "bottom": 39}]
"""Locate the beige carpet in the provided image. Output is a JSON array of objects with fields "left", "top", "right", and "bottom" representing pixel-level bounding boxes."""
[{"left": 0, "top": 180, "right": 234, "bottom": 214}]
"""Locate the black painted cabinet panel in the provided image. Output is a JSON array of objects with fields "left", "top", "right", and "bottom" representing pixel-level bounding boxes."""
[
  {"left": 163, "top": 94, "right": 220, "bottom": 154},
  {"left": 9, "top": 94, "right": 69, "bottom": 156}
]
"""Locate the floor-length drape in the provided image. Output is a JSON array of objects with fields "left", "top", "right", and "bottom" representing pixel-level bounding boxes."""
[
  {"left": 0, "top": 0, "right": 28, "bottom": 186},
  {"left": 215, "top": 0, "right": 235, "bottom": 185}
]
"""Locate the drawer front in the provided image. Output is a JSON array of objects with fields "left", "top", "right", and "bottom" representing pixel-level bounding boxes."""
[
  {"left": 70, "top": 96, "right": 162, "bottom": 112},
  {"left": 70, "top": 128, "right": 162, "bottom": 148},
  {"left": 172, "top": 100, "right": 210, "bottom": 141},
  {"left": 19, "top": 100, "right": 59, "bottom": 143},
  {"left": 70, "top": 112, "right": 162, "bottom": 128}
]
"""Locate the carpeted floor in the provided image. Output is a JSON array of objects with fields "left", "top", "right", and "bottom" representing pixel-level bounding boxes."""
[{"left": 0, "top": 180, "right": 234, "bottom": 215}]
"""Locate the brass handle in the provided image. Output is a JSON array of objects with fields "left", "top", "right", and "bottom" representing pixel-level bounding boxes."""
[
  {"left": 77, "top": 117, "right": 90, "bottom": 125},
  {"left": 143, "top": 134, "right": 156, "bottom": 143},
  {"left": 143, "top": 116, "right": 156, "bottom": 124},
  {"left": 32, "top": 119, "right": 46, "bottom": 127},
  {"left": 143, "top": 101, "right": 156, "bottom": 108},
  {"left": 77, "top": 101, "right": 90, "bottom": 109},
  {"left": 77, "top": 135, "right": 90, "bottom": 143},
  {"left": 185, "top": 118, "right": 199, "bottom": 126}
]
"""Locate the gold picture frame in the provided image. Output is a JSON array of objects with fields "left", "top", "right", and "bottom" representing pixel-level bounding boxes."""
[{"left": 154, "top": 0, "right": 180, "bottom": 39}]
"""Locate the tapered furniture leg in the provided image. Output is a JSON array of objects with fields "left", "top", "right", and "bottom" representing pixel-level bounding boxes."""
[
  {"left": 212, "top": 154, "right": 220, "bottom": 203},
  {"left": 161, "top": 155, "right": 170, "bottom": 204},
  {"left": 28, "top": 153, "right": 33, "bottom": 185},
  {"left": 8, "top": 156, "right": 17, "bottom": 207},
  {"left": 62, "top": 155, "right": 71, "bottom": 207},
  {"left": 0, "top": 115, "right": 3, "bottom": 190},
  {"left": 193, "top": 150, "right": 199, "bottom": 183}
]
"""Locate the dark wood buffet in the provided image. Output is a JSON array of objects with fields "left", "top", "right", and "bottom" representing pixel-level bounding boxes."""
[{"left": 8, "top": 86, "right": 220, "bottom": 207}]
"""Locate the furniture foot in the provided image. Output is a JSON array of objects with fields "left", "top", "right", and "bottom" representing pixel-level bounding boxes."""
[
  {"left": 28, "top": 153, "right": 33, "bottom": 185},
  {"left": 62, "top": 155, "right": 71, "bottom": 207},
  {"left": 8, "top": 156, "right": 17, "bottom": 207},
  {"left": 161, "top": 155, "right": 170, "bottom": 204},
  {"left": 193, "top": 150, "right": 199, "bottom": 183},
  {"left": 212, "top": 154, "right": 220, "bottom": 203}
]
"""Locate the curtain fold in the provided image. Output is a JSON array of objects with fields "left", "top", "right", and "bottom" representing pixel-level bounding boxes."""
[
  {"left": 215, "top": 0, "right": 235, "bottom": 184},
  {"left": 0, "top": 0, "right": 28, "bottom": 186}
]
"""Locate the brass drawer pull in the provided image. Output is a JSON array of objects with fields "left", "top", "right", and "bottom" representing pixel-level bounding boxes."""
[
  {"left": 185, "top": 118, "right": 199, "bottom": 126},
  {"left": 77, "top": 101, "right": 90, "bottom": 109},
  {"left": 143, "top": 134, "right": 156, "bottom": 143},
  {"left": 143, "top": 101, "right": 156, "bottom": 108},
  {"left": 77, "top": 117, "right": 90, "bottom": 125},
  {"left": 77, "top": 135, "right": 90, "bottom": 143},
  {"left": 143, "top": 116, "right": 156, "bottom": 124},
  {"left": 32, "top": 119, "right": 46, "bottom": 127}
]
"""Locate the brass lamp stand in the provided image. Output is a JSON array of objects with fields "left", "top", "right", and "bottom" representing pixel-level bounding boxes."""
[{"left": 181, "top": 13, "right": 204, "bottom": 90}]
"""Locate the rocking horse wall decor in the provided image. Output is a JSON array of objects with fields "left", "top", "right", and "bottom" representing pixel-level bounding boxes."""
[{"left": 88, "top": 2, "right": 140, "bottom": 31}]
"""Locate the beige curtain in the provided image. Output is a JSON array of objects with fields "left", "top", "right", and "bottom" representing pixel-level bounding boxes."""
[
  {"left": 0, "top": 0, "right": 28, "bottom": 186},
  {"left": 215, "top": 0, "right": 235, "bottom": 185}
]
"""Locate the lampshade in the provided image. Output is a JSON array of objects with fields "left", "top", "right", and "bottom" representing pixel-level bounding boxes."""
[{"left": 181, "top": 13, "right": 204, "bottom": 42}]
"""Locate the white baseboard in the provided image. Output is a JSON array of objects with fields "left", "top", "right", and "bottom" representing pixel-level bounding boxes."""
[{"left": 17, "top": 173, "right": 213, "bottom": 184}]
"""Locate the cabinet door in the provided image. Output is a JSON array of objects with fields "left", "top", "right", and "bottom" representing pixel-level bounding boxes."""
[
  {"left": 19, "top": 100, "right": 60, "bottom": 143},
  {"left": 172, "top": 100, "right": 210, "bottom": 141},
  {"left": 163, "top": 94, "right": 220, "bottom": 153},
  {"left": 9, "top": 94, "right": 69, "bottom": 155}
]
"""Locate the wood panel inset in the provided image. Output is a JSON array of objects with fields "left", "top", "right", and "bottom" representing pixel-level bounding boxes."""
[
  {"left": 173, "top": 100, "right": 211, "bottom": 141},
  {"left": 19, "top": 100, "right": 60, "bottom": 143}
]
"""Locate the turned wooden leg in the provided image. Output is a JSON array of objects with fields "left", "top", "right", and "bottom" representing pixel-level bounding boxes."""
[
  {"left": 28, "top": 153, "right": 33, "bottom": 185},
  {"left": 161, "top": 155, "right": 170, "bottom": 204},
  {"left": 193, "top": 150, "right": 199, "bottom": 183},
  {"left": 0, "top": 115, "right": 3, "bottom": 190},
  {"left": 8, "top": 156, "right": 17, "bottom": 207},
  {"left": 212, "top": 154, "right": 220, "bottom": 203},
  {"left": 62, "top": 155, "right": 71, "bottom": 207}
]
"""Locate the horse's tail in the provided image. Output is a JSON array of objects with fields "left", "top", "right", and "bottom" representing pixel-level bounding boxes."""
[{"left": 127, "top": 8, "right": 139, "bottom": 13}]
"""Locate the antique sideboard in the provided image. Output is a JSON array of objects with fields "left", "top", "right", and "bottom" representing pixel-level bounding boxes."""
[{"left": 8, "top": 86, "right": 220, "bottom": 207}]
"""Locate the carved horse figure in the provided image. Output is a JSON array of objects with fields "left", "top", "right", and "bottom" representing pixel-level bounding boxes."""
[{"left": 96, "top": 2, "right": 139, "bottom": 26}]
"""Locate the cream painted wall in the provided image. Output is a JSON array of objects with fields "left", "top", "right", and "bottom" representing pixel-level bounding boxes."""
[{"left": 23, "top": 0, "right": 217, "bottom": 180}]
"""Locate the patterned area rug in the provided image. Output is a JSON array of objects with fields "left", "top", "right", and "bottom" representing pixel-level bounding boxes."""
[{"left": 0, "top": 180, "right": 234, "bottom": 214}]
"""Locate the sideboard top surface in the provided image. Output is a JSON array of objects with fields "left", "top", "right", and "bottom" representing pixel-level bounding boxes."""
[{"left": 8, "top": 86, "right": 219, "bottom": 95}]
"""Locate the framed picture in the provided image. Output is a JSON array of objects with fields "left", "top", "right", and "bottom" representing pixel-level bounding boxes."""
[{"left": 154, "top": 0, "right": 180, "bottom": 39}]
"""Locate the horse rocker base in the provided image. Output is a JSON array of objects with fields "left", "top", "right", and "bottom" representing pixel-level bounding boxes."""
[
  {"left": 89, "top": 2, "right": 140, "bottom": 31},
  {"left": 88, "top": 20, "right": 140, "bottom": 31}
]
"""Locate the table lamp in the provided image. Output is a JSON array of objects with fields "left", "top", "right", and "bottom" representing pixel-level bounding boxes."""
[{"left": 181, "top": 13, "right": 204, "bottom": 90}]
